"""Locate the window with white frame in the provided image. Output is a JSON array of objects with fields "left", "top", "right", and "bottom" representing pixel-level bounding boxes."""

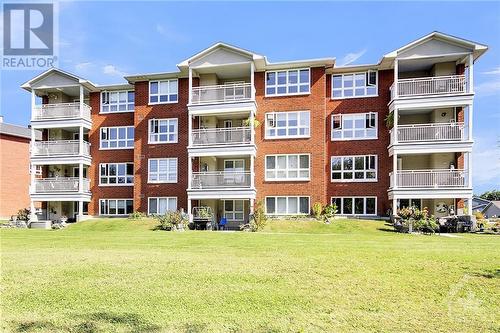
[
  {"left": 148, "top": 158, "right": 177, "bottom": 183},
  {"left": 223, "top": 200, "right": 244, "bottom": 221},
  {"left": 265, "top": 196, "right": 310, "bottom": 215},
  {"left": 332, "top": 112, "right": 377, "bottom": 140},
  {"left": 266, "top": 69, "right": 310, "bottom": 96},
  {"left": 101, "top": 91, "right": 134, "bottom": 113},
  {"left": 149, "top": 118, "right": 178, "bottom": 143},
  {"left": 331, "top": 155, "right": 377, "bottom": 181},
  {"left": 149, "top": 79, "right": 178, "bottom": 104},
  {"left": 265, "top": 154, "right": 310, "bottom": 181},
  {"left": 99, "top": 199, "right": 133, "bottom": 215},
  {"left": 332, "top": 71, "right": 377, "bottom": 99},
  {"left": 265, "top": 111, "right": 310, "bottom": 139},
  {"left": 398, "top": 199, "right": 422, "bottom": 210},
  {"left": 100, "top": 126, "right": 134, "bottom": 149},
  {"left": 148, "top": 197, "right": 177, "bottom": 215},
  {"left": 331, "top": 197, "right": 377, "bottom": 215},
  {"left": 99, "top": 163, "right": 134, "bottom": 185}
]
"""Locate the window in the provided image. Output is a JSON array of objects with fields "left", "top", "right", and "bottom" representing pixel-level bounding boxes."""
[
  {"left": 99, "top": 163, "right": 134, "bottom": 185},
  {"left": 148, "top": 197, "right": 177, "bottom": 215},
  {"left": 266, "top": 69, "right": 310, "bottom": 96},
  {"left": 100, "top": 126, "right": 134, "bottom": 149},
  {"left": 398, "top": 199, "right": 422, "bottom": 210},
  {"left": 223, "top": 200, "right": 244, "bottom": 221},
  {"left": 265, "top": 154, "right": 310, "bottom": 181},
  {"left": 331, "top": 197, "right": 377, "bottom": 215},
  {"left": 148, "top": 158, "right": 178, "bottom": 183},
  {"left": 331, "top": 113, "right": 377, "bottom": 140},
  {"left": 265, "top": 196, "right": 309, "bottom": 215},
  {"left": 265, "top": 111, "right": 310, "bottom": 139},
  {"left": 332, "top": 71, "right": 377, "bottom": 99},
  {"left": 149, "top": 79, "right": 178, "bottom": 104},
  {"left": 149, "top": 118, "right": 178, "bottom": 143},
  {"left": 331, "top": 155, "right": 377, "bottom": 182},
  {"left": 101, "top": 91, "right": 134, "bottom": 113},
  {"left": 99, "top": 199, "right": 133, "bottom": 216}
]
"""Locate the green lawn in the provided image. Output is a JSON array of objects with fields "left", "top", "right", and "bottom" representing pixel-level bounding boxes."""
[{"left": 1, "top": 218, "right": 499, "bottom": 332}]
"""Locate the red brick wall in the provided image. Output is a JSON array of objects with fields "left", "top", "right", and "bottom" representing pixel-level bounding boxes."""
[
  {"left": 325, "top": 70, "right": 393, "bottom": 215},
  {"left": 0, "top": 134, "right": 31, "bottom": 217},
  {"left": 132, "top": 79, "right": 189, "bottom": 213},
  {"left": 254, "top": 67, "right": 328, "bottom": 210},
  {"left": 88, "top": 92, "right": 135, "bottom": 215}
]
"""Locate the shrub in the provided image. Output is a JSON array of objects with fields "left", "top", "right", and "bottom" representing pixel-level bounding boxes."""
[
  {"left": 129, "top": 211, "right": 146, "bottom": 220},
  {"left": 249, "top": 201, "right": 267, "bottom": 232},
  {"left": 156, "top": 211, "right": 189, "bottom": 231},
  {"left": 397, "top": 206, "right": 437, "bottom": 234},
  {"left": 474, "top": 211, "right": 484, "bottom": 221},
  {"left": 312, "top": 202, "right": 323, "bottom": 219},
  {"left": 16, "top": 208, "right": 30, "bottom": 221},
  {"left": 324, "top": 204, "right": 337, "bottom": 220}
]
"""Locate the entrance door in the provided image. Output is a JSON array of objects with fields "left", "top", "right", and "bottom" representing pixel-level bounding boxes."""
[
  {"left": 73, "top": 202, "right": 89, "bottom": 220},
  {"left": 223, "top": 200, "right": 244, "bottom": 221}
]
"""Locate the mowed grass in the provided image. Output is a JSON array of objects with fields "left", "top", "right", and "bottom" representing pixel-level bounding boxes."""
[{"left": 1, "top": 218, "right": 499, "bottom": 333}]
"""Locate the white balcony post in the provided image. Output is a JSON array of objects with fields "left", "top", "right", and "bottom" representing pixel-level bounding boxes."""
[
  {"left": 468, "top": 105, "right": 473, "bottom": 141},
  {"left": 188, "top": 156, "right": 192, "bottom": 190},
  {"left": 393, "top": 153, "right": 398, "bottom": 188},
  {"left": 187, "top": 198, "right": 192, "bottom": 222},
  {"left": 78, "top": 200, "right": 84, "bottom": 221},
  {"left": 393, "top": 108, "right": 398, "bottom": 143},
  {"left": 392, "top": 197, "right": 397, "bottom": 216},
  {"left": 31, "top": 89, "right": 36, "bottom": 120},
  {"left": 250, "top": 199, "right": 255, "bottom": 215},
  {"left": 78, "top": 162, "right": 83, "bottom": 193},
  {"left": 468, "top": 152, "right": 473, "bottom": 188},
  {"left": 188, "top": 115, "right": 193, "bottom": 147},
  {"left": 468, "top": 54, "right": 474, "bottom": 94},
  {"left": 466, "top": 196, "right": 473, "bottom": 217},
  {"left": 188, "top": 67, "right": 193, "bottom": 104},
  {"left": 250, "top": 62, "right": 255, "bottom": 100},
  {"left": 79, "top": 126, "right": 84, "bottom": 155},
  {"left": 250, "top": 110, "right": 255, "bottom": 145},
  {"left": 250, "top": 154, "right": 255, "bottom": 189},
  {"left": 394, "top": 59, "right": 399, "bottom": 98},
  {"left": 79, "top": 85, "right": 84, "bottom": 118}
]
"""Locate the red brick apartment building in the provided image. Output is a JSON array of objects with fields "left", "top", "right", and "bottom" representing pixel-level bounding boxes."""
[
  {"left": 0, "top": 117, "right": 41, "bottom": 219},
  {"left": 21, "top": 32, "right": 487, "bottom": 226}
]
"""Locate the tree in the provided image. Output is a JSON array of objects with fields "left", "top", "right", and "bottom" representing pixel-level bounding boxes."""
[{"left": 480, "top": 190, "right": 500, "bottom": 201}]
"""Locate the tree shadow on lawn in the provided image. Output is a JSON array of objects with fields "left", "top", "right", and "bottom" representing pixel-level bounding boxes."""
[
  {"left": 470, "top": 268, "right": 500, "bottom": 279},
  {"left": 13, "top": 312, "right": 161, "bottom": 333}
]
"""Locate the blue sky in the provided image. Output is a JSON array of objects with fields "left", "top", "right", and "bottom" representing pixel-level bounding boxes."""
[{"left": 1, "top": 1, "right": 499, "bottom": 194}]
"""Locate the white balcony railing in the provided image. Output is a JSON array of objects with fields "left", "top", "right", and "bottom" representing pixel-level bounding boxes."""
[
  {"left": 32, "top": 102, "right": 91, "bottom": 121},
  {"left": 391, "top": 122, "right": 466, "bottom": 144},
  {"left": 391, "top": 169, "right": 467, "bottom": 188},
  {"left": 32, "top": 140, "right": 91, "bottom": 157},
  {"left": 390, "top": 75, "right": 467, "bottom": 100},
  {"left": 191, "top": 171, "right": 251, "bottom": 189},
  {"left": 32, "top": 177, "right": 91, "bottom": 193},
  {"left": 191, "top": 83, "right": 252, "bottom": 105},
  {"left": 191, "top": 127, "right": 252, "bottom": 146}
]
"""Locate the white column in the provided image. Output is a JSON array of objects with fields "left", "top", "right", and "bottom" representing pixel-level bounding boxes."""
[
  {"left": 467, "top": 151, "right": 473, "bottom": 188},
  {"left": 250, "top": 109, "right": 255, "bottom": 145},
  {"left": 79, "top": 162, "right": 84, "bottom": 193},
  {"left": 466, "top": 196, "right": 473, "bottom": 216},
  {"left": 30, "top": 200, "right": 36, "bottom": 221},
  {"left": 393, "top": 107, "right": 398, "bottom": 143},
  {"left": 468, "top": 104, "right": 473, "bottom": 141},
  {"left": 188, "top": 156, "right": 192, "bottom": 190},
  {"left": 468, "top": 53, "right": 474, "bottom": 94},
  {"left": 31, "top": 89, "right": 36, "bottom": 120},
  {"left": 188, "top": 67, "right": 193, "bottom": 104},
  {"left": 250, "top": 62, "right": 255, "bottom": 100},
  {"left": 78, "top": 200, "right": 83, "bottom": 221},
  {"left": 187, "top": 198, "right": 192, "bottom": 223},
  {"left": 394, "top": 59, "right": 399, "bottom": 98},
  {"left": 188, "top": 115, "right": 193, "bottom": 147},
  {"left": 250, "top": 199, "right": 255, "bottom": 214},
  {"left": 79, "top": 126, "right": 84, "bottom": 155},
  {"left": 79, "top": 85, "right": 84, "bottom": 118},
  {"left": 392, "top": 197, "right": 397, "bottom": 216},
  {"left": 250, "top": 154, "right": 255, "bottom": 189},
  {"left": 393, "top": 153, "right": 398, "bottom": 188}
]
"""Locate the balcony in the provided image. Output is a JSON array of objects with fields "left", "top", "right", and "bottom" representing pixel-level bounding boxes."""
[
  {"left": 32, "top": 140, "right": 91, "bottom": 157},
  {"left": 192, "top": 127, "right": 252, "bottom": 147},
  {"left": 390, "top": 169, "right": 468, "bottom": 188},
  {"left": 32, "top": 102, "right": 91, "bottom": 122},
  {"left": 391, "top": 122, "right": 466, "bottom": 144},
  {"left": 32, "top": 177, "right": 91, "bottom": 194},
  {"left": 390, "top": 75, "right": 467, "bottom": 100},
  {"left": 191, "top": 83, "right": 252, "bottom": 105},
  {"left": 191, "top": 171, "right": 251, "bottom": 189}
]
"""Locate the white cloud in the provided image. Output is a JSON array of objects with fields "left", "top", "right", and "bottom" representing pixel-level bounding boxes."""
[
  {"left": 337, "top": 49, "right": 367, "bottom": 66},
  {"left": 103, "top": 65, "right": 126, "bottom": 77},
  {"left": 156, "top": 23, "right": 188, "bottom": 42},
  {"left": 75, "top": 62, "right": 92, "bottom": 71},
  {"left": 481, "top": 66, "right": 500, "bottom": 75},
  {"left": 475, "top": 79, "right": 500, "bottom": 96},
  {"left": 473, "top": 138, "right": 500, "bottom": 187}
]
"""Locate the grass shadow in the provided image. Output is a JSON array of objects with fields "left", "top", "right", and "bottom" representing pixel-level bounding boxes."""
[{"left": 470, "top": 268, "right": 500, "bottom": 279}]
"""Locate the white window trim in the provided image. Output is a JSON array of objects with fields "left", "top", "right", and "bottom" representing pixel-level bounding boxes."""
[
  {"left": 100, "top": 90, "right": 135, "bottom": 114},
  {"left": 99, "top": 162, "right": 134, "bottom": 187},
  {"left": 148, "top": 158, "right": 178, "bottom": 184},
  {"left": 148, "top": 79, "right": 178, "bottom": 105},
  {"left": 330, "top": 196, "right": 377, "bottom": 216},
  {"left": 148, "top": 118, "right": 178, "bottom": 144},
  {"left": 330, "top": 155, "right": 378, "bottom": 183},
  {"left": 99, "top": 126, "right": 134, "bottom": 150},
  {"left": 147, "top": 197, "right": 178, "bottom": 215},
  {"left": 265, "top": 154, "right": 310, "bottom": 181},
  {"left": 331, "top": 112, "right": 378, "bottom": 141},
  {"left": 265, "top": 68, "right": 311, "bottom": 97},
  {"left": 265, "top": 196, "right": 310, "bottom": 215},
  {"left": 265, "top": 111, "right": 311, "bottom": 140},
  {"left": 331, "top": 71, "right": 378, "bottom": 100},
  {"left": 99, "top": 198, "right": 134, "bottom": 216},
  {"left": 223, "top": 199, "right": 245, "bottom": 221}
]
